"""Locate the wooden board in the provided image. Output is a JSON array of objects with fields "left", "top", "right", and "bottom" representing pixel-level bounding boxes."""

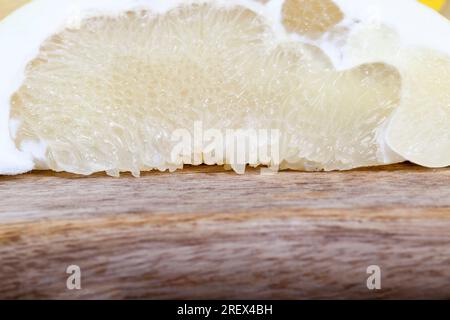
[
  {"left": 0, "top": 1, "right": 449, "bottom": 300},
  {"left": 0, "top": 164, "right": 449, "bottom": 299}
]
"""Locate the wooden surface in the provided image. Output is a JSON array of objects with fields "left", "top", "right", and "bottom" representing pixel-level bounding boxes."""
[
  {"left": 1, "top": 1, "right": 450, "bottom": 300},
  {"left": 0, "top": 163, "right": 449, "bottom": 299}
]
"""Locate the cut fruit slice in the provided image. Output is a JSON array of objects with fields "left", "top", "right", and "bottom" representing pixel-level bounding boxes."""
[
  {"left": 0, "top": 0, "right": 449, "bottom": 176},
  {"left": 334, "top": 4, "right": 450, "bottom": 169}
]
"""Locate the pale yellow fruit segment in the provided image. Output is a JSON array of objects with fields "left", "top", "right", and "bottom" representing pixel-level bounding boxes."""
[
  {"left": 342, "top": 23, "right": 450, "bottom": 169},
  {"left": 283, "top": 61, "right": 400, "bottom": 171},
  {"left": 282, "top": 0, "right": 343, "bottom": 37},
  {"left": 386, "top": 50, "right": 450, "bottom": 168},
  {"left": 11, "top": 6, "right": 272, "bottom": 175}
]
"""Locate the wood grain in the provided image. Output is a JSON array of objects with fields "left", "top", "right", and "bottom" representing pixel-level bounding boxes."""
[
  {"left": 1, "top": 1, "right": 450, "bottom": 300},
  {"left": 0, "top": 164, "right": 449, "bottom": 299}
]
